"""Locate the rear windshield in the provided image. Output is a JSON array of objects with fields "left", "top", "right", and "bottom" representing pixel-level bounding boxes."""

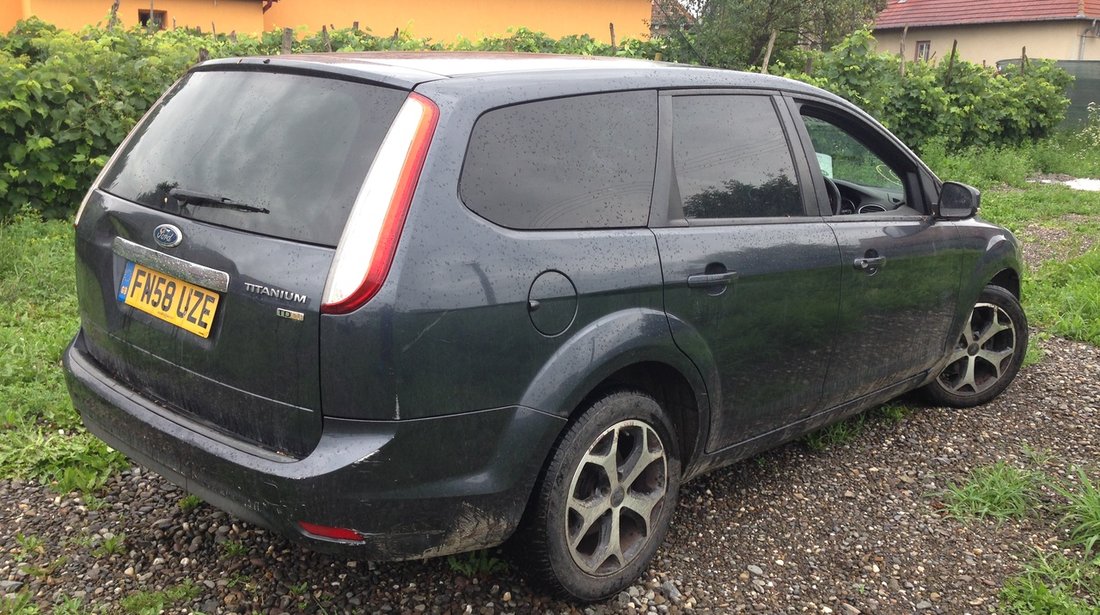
[{"left": 100, "top": 70, "right": 406, "bottom": 246}]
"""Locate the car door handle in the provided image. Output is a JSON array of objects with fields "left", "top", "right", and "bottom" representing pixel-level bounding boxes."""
[
  {"left": 687, "top": 271, "right": 739, "bottom": 288},
  {"left": 853, "top": 256, "right": 886, "bottom": 271}
]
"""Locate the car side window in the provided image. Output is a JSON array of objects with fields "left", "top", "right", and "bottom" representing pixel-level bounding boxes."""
[
  {"left": 803, "top": 116, "right": 902, "bottom": 190},
  {"left": 459, "top": 91, "right": 656, "bottom": 230},
  {"left": 798, "top": 109, "right": 924, "bottom": 216},
  {"left": 671, "top": 95, "right": 804, "bottom": 221}
]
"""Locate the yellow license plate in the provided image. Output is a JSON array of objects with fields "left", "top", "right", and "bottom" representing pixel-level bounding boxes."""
[{"left": 118, "top": 262, "right": 221, "bottom": 338}]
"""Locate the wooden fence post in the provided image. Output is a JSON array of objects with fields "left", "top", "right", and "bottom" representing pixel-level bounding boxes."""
[
  {"left": 943, "top": 39, "right": 958, "bottom": 87},
  {"left": 281, "top": 27, "right": 294, "bottom": 54},
  {"left": 107, "top": 0, "right": 120, "bottom": 31},
  {"left": 322, "top": 25, "right": 332, "bottom": 52},
  {"left": 609, "top": 22, "right": 617, "bottom": 54}
]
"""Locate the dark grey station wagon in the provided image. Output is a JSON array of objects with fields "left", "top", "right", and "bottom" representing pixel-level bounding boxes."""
[{"left": 64, "top": 53, "right": 1026, "bottom": 601}]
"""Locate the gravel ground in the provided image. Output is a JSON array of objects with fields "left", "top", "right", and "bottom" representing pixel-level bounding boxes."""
[
  {"left": 1, "top": 337, "right": 1096, "bottom": 614},
  {"left": 2, "top": 231, "right": 1099, "bottom": 614}
]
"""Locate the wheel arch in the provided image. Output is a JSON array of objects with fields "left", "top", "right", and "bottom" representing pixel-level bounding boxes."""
[
  {"left": 989, "top": 268, "right": 1020, "bottom": 299},
  {"left": 518, "top": 308, "right": 711, "bottom": 472},
  {"left": 949, "top": 231, "right": 1025, "bottom": 346}
]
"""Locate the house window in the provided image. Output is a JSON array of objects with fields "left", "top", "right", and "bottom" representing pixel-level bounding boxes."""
[
  {"left": 138, "top": 9, "right": 168, "bottom": 30},
  {"left": 915, "top": 41, "right": 932, "bottom": 61}
]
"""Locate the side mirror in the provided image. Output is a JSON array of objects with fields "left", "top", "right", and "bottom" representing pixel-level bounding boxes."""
[{"left": 936, "top": 181, "right": 980, "bottom": 219}]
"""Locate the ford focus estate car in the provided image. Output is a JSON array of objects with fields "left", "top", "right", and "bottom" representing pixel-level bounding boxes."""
[{"left": 64, "top": 52, "right": 1026, "bottom": 601}]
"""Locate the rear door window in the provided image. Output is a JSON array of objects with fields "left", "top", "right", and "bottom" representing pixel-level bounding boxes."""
[
  {"left": 459, "top": 91, "right": 657, "bottom": 230},
  {"left": 99, "top": 70, "right": 406, "bottom": 246},
  {"left": 671, "top": 95, "right": 804, "bottom": 220}
]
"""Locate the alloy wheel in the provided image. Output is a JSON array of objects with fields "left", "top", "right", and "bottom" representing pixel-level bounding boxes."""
[
  {"left": 937, "top": 302, "right": 1017, "bottom": 396},
  {"left": 565, "top": 419, "right": 668, "bottom": 576}
]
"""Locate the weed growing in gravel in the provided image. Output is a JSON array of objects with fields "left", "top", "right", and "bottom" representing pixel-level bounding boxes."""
[
  {"left": 14, "top": 533, "right": 43, "bottom": 558},
  {"left": 52, "top": 595, "right": 95, "bottom": 615},
  {"left": 221, "top": 540, "right": 248, "bottom": 558},
  {"left": 119, "top": 579, "right": 200, "bottom": 615},
  {"left": 942, "top": 461, "right": 1041, "bottom": 521},
  {"left": 287, "top": 581, "right": 309, "bottom": 596},
  {"left": 1000, "top": 550, "right": 1100, "bottom": 614},
  {"left": 178, "top": 494, "right": 203, "bottom": 512},
  {"left": 1021, "top": 443, "right": 1055, "bottom": 468},
  {"left": 82, "top": 494, "right": 107, "bottom": 511},
  {"left": 876, "top": 403, "right": 911, "bottom": 421},
  {"left": 23, "top": 556, "right": 68, "bottom": 579},
  {"left": 446, "top": 549, "right": 510, "bottom": 576},
  {"left": 0, "top": 592, "right": 38, "bottom": 615},
  {"left": 1054, "top": 469, "right": 1100, "bottom": 554},
  {"left": 802, "top": 415, "right": 867, "bottom": 452},
  {"left": 92, "top": 533, "right": 126, "bottom": 558}
]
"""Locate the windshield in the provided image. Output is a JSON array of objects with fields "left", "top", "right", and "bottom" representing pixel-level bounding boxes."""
[{"left": 100, "top": 70, "right": 406, "bottom": 246}]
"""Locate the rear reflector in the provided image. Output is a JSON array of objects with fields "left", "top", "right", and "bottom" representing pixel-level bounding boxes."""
[
  {"left": 321, "top": 93, "right": 439, "bottom": 314},
  {"left": 297, "top": 521, "right": 365, "bottom": 542}
]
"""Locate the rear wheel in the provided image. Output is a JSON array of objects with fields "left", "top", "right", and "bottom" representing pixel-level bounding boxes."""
[
  {"left": 924, "top": 285, "right": 1027, "bottom": 407},
  {"left": 517, "top": 390, "right": 681, "bottom": 601}
]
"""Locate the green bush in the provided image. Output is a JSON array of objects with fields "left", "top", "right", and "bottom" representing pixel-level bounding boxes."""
[
  {"left": 0, "top": 19, "right": 1073, "bottom": 220},
  {"left": 774, "top": 29, "right": 1071, "bottom": 152}
]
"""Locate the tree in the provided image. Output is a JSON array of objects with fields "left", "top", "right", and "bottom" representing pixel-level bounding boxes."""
[{"left": 661, "top": 0, "right": 885, "bottom": 69}]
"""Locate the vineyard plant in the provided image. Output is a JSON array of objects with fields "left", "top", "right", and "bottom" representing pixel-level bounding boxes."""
[{"left": 0, "top": 18, "right": 1073, "bottom": 219}]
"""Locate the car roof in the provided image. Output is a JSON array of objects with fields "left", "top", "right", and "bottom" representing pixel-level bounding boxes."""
[{"left": 197, "top": 51, "right": 829, "bottom": 97}]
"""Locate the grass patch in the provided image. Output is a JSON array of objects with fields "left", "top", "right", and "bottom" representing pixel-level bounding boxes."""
[
  {"left": 802, "top": 415, "right": 868, "bottom": 452},
  {"left": 1025, "top": 250, "right": 1100, "bottom": 346},
  {"left": 91, "top": 533, "right": 126, "bottom": 558},
  {"left": 0, "top": 215, "right": 127, "bottom": 492},
  {"left": 221, "top": 540, "right": 248, "bottom": 558},
  {"left": 178, "top": 494, "right": 203, "bottom": 512},
  {"left": 942, "top": 461, "right": 1041, "bottom": 521},
  {"left": 876, "top": 403, "right": 911, "bottom": 421},
  {"left": 1055, "top": 470, "right": 1100, "bottom": 555},
  {"left": 980, "top": 185, "right": 1100, "bottom": 236},
  {"left": 119, "top": 580, "right": 200, "bottom": 615},
  {"left": 1001, "top": 551, "right": 1100, "bottom": 614},
  {"left": 446, "top": 549, "right": 510, "bottom": 576}
]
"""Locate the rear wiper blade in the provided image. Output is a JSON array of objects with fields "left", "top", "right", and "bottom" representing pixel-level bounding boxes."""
[{"left": 168, "top": 188, "right": 270, "bottom": 214}]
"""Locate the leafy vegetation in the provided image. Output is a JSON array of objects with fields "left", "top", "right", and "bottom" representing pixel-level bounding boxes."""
[
  {"left": 665, "top": 0, "right": 886, "bottom": 67},
  {"left": 0, "top": 18, "right": 1072, "bottom": 219},
  {"left": 178, "top": 493, "right": 203, "bottom": 512},
  {"left": 942, "top": 461, "right": 1042, "bottom": 521},
  {"left": 119, "top": 580, "right": 200, "bottom": 615},
  {"left": 1055, "top": 469, "right": 1100, "bottom": 555},
  {"left": 446, "top": 549, "right": 510, "bottom": 576},
  {"left": 940, "top": 457, "right": 1100, "bottom": 613},
  {"left": 1001, "top": 551, "right": 1100, "bottom": 615},
  {"left": 0, "top": 214, "right": 127, "bottom": 492}
]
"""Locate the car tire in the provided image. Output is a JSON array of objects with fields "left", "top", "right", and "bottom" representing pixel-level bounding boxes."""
[
  {"left": 516, "top": 390, "right": 681, "bottom": 602},
  {"left": 923, "top": 284, "right": 1028, "bottom": 407}
]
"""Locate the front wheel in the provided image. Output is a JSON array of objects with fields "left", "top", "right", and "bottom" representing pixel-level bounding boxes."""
[
  {"left": 516, "top": 390, "right": 681, "bottom": 601},
  {"left": 924, "top": 284, "right": 1027, "bottom": 407}
]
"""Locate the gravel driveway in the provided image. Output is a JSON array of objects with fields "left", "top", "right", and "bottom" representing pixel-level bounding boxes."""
[{"left": 2, "top": 334, "right": 1097, "bottom": 614}]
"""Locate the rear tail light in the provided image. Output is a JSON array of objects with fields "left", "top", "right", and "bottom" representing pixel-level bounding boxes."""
[
  {"left": 321, "top": 93, "right": 439, "bottom": 314},
  {"left": 297, "top": 521, "right": 364, "bottom": 542}
]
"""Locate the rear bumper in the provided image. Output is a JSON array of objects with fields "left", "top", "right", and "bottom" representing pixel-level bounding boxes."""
[{"left": 64, "top": 331, "right": 565, "bottom": 560}]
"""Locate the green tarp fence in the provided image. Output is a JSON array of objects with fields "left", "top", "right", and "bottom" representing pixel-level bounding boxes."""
[{"left": 999, "top": 59, "right": 1100, "bottom": 127}]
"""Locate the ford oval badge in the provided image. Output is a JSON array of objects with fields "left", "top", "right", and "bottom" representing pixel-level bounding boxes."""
[{"left": 153, "top": 224, "right": 183, "bottom": 248}]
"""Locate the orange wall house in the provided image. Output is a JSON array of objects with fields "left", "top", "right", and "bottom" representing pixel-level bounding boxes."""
[
  {"left": 1, "top": 0, "right": 24, "bottom": 31},
  {"left": 2, "top": 0, "right": 262, "bottom": 34},
  {"left": 264, "top": 0, "right": 652, "bottom": 43}
]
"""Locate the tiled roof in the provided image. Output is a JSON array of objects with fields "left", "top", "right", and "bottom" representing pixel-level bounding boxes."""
[
  {"left": 875, "top": 0, "right": 1100, "bottom": 30},
  {"left": 651, "top": 0, "right": 694, "bottom": 29}
]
